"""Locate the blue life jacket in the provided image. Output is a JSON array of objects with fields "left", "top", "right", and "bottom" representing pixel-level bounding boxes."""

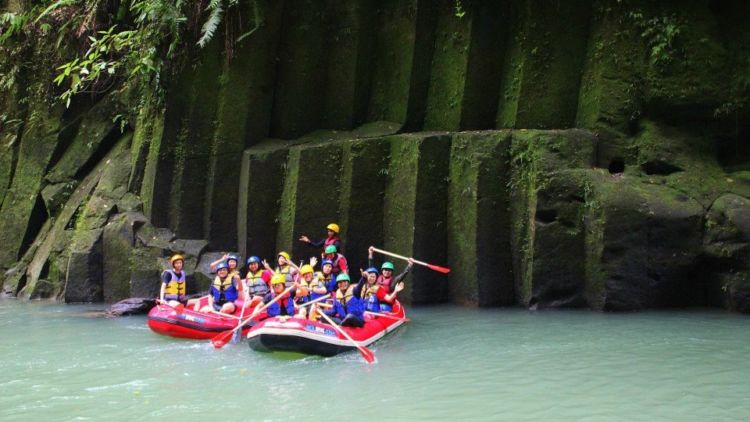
[
  {"left": 330, "top": 294, "right": 363, "bottom": 320},
  {"left": 266, "top": 293, "right": 295, "bottom": 317}
]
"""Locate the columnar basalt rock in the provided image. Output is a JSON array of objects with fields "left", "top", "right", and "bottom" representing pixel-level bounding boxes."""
[{"left": 0, "top": 0, "right": 748, "bottom": 313}]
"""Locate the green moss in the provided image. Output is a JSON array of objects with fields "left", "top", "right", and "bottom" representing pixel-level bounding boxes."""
[
  {"left": 576, "top": 0, "right": 646, "bottom": 132},
  {"left": 270, "top": 0, "right": 328, "bottom": 139},
  {"left": 633, "top": 119, "right": 728, "bottom": 209},
  {"left": 239, "top": 146, "right": 290, "bottom": 261},
  {"left": 321, "top": 0, "right": 375, "bottom": 130},
  {"left": 497, "top": 1, "right": 592, "bottom": 129},
  {"left": 276, "top": 148, "right": 300, "bottom": 254},
  {"left": 339, "top": 137, "right": 390, "bottom": 263},
  {"left": 289, "top": 143, "right": 343, "bottom": 259},
  {"left": 423, "top": 1, "right": 472, "bottom": 131},
  {"left": 0, "top": 94, "right": 64, "bottom": 268},
  {"left": 447, "top": 131, "right": 513, "bottom": 306},
  {"left": 459, "top": 1, "right": 508, "bottom": 129},
  {"left": 242, "top": 0, "right": 285, "bottom": 145},
  {"left": 367, "top": 0, "right": 420, "bottom": 124},
  {"left": 45, "top": 94, "right": 121, "bottom": 184},
  {"left": 384, "top": 133, "right": 450, "bottom": 304},
  {"left": 170, "top": 38, "right": 223, "bottom": 240}
]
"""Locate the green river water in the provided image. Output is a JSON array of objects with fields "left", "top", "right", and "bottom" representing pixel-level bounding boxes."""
[{"left": 1, "top": 299, "right": 749, "bottom": 421}]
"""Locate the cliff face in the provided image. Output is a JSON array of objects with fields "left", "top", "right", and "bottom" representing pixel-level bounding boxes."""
[{"left": 0, "top": 0, "right": 748, "bottom": 311}]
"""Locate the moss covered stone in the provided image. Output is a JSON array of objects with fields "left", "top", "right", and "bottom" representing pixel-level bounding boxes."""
[
  {"left": 289, "top": 143, "right": 343, "bottom": 259},
  {"left": 448, "top": 131, "right": 513, "bottom": 306},
  {"left": 320, "top": 0, "right": 375, "bottom": 130},
  {"left": 45, "top": 94, "right": 122, "bottom": 184},
  {"left": 0, "top": 97, "right": 65, "bottom": 268},
  {"left": 367, "top": 0, "right": 436, "bottom": 127},
  {"left": 496, "top": 0, "right": 591, "bottom": 129},
  {"left": 583, "top": 172, "right": 705, "bottom": 310},
  {"left": 576, "top": 0, "right": 646, "bottom": 133},
  {"left": 239, "top": 147, "right": 289, "bottom": 262},
  {"left": 64, "top": 228, "right": 104, "bottom": 303},
  {"left": 423, "top": 1, "right": 472, "bottom": 131},
  {"left": 204, "top": 0, "right": 285, "bottom": 250},
  {"left": 338, "top": 137, "right": 390, "bottom": 262},
  {"left": 384, "top": 133, "right": 450, "bottom": 304},
  {"left": 270, "top": 0, "right": 328, "bottom": 139},
  {"left": 703, "top": 193, "right": 750, "bottom": 312},
  {"left": 508, "top": 129, "right": 597, "bottom": 306}
]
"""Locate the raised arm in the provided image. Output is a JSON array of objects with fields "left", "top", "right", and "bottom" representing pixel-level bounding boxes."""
[{"left": 209, "top": 253, "right": 229, "bottom": 270}]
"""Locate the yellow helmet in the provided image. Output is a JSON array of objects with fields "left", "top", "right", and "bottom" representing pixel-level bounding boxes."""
[
  {"left": 271, "top": 274, "right": 286, "bottom": 286},
  {"left": 300, "top": 265, "right": 314, "bottom": 275},
  {"left": 277, "top": 251, "right": 291, "bottom": 261},
  {"left": 326, "top": 223, "right": 340, "bottom": 234},
  {"left": 169, "top": 254, "right": 184, "bottom": 265}
]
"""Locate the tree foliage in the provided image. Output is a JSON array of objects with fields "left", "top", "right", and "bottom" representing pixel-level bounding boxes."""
[{"left": 0, "top": 0, "right": 255, "bottom": 107}]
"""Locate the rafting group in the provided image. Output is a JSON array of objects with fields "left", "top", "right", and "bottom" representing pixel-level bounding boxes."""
[{"left": 148, "top": 223, "right": 441, "bottom": 361}]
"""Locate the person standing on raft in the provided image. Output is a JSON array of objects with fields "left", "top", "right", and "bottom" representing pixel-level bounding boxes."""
[
  {"left": 201, "top": 262, "right": 241, "bottom": 314},
  {"left": 299, "top": 223, "right": 342, "bottom": 255},
  {"left": 368, "top": 246, "right": 413, "bottom": 293},
  {"left": 323, "top": 245, "right": 348, "bottom": 276}
]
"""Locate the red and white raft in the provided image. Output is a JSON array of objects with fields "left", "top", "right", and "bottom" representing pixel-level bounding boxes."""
[
  {"left": 246, "top": 301, "right": 407, "bottom": 357},
  {"left": 147, "top": 298, "right": 263, "bottom": 340}
]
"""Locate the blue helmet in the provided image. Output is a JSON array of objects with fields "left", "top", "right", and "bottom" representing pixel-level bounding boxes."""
[
  {"left": 216, "top": 262, "right": 229, "bottom": 271},
  {"left": 227, "top": 254, "right": 239, "bottom": 264},
  {"left": 321, "top": 259, "right": 333, "bottom": 267},
  {"left": 366, "top": 267, "right": 379, "bottom": 275},
  {"left": 247, "top": 256, "right": 261, "bottom": 265}
]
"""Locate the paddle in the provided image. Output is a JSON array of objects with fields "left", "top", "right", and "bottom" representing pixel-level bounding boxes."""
[
  {"left": 364, "top": 311, "right": 410, "bottom": 323},
  {"left": 296, "top": 294, "right": 331, "bottom": 309},
  {"left": 371, "top": 247, "right": 450, "bottom": 274},
  {"left": 231, "top": 296, "right": 249, "bottom": 345},
  {"left": 317, "top": 310, "right": 376, "bottom": 364},
  {"left": 211, "top": 285, "right": 294, "bottom": 349}
]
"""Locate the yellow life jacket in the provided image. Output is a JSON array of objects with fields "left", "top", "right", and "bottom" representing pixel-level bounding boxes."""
[
  {"left": 213, "top": 275, "right": 234, "bottom": 290},
  {"left": 335, "top": 285, "right": 355, "bottom": 306},
  {"left": 361, "top": 283, "right": 380, "bottom": 300},
  {"left": 276, "top": 265, "right": 295, "bottom": 286},
  {"left": 309, "top": 273, "right": 326, "bottom": 291},
  {"left": 212, "top": 274, "right": 239, "bottom": 304},
  {"left": 163, "top": 270, "right": 186, "bottom": 299},
  {"left": 246, "top": 270, "right": 268, "bottom": 296}
]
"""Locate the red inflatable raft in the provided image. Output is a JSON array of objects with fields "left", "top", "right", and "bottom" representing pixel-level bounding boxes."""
[
  {"left": 246, "top": 301, "right": 407, "bottom": 357},
  {"left": 147, "top": 298, "right": 263, "bottom": 340}
]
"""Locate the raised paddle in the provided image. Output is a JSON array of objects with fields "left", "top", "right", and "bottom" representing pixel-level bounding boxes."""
[
  {"left": 317, "top": 310, "right": 376, "bottom": 364},
  {"left": 211, "top": 285, "right": 294, "bottom": 349},
  {"left": 371, "top": 247, "right": 451, "bottom": 274}
]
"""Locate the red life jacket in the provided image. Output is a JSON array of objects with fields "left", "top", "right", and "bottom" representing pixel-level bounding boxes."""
[{"left": 377, "top": 275, "right": 393, "bottom": 290}]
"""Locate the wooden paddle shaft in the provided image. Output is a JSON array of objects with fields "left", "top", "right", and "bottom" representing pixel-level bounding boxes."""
[
  {"left": 318, "top": 311, "right": 370, "bottom": 354},
  {"left": 371, "top": 247, "right": 427, "bottom": 266},
  {"left": 296, "top": 294, "right": 330, "bottom": 309},
  {"left": 233, "top": 285, "right": 294, "bottom": 333}
]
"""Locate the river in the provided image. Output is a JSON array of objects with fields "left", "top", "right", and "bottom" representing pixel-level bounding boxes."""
[{"left": 1, "top": 300, "right": 748, "bottom": 421}]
